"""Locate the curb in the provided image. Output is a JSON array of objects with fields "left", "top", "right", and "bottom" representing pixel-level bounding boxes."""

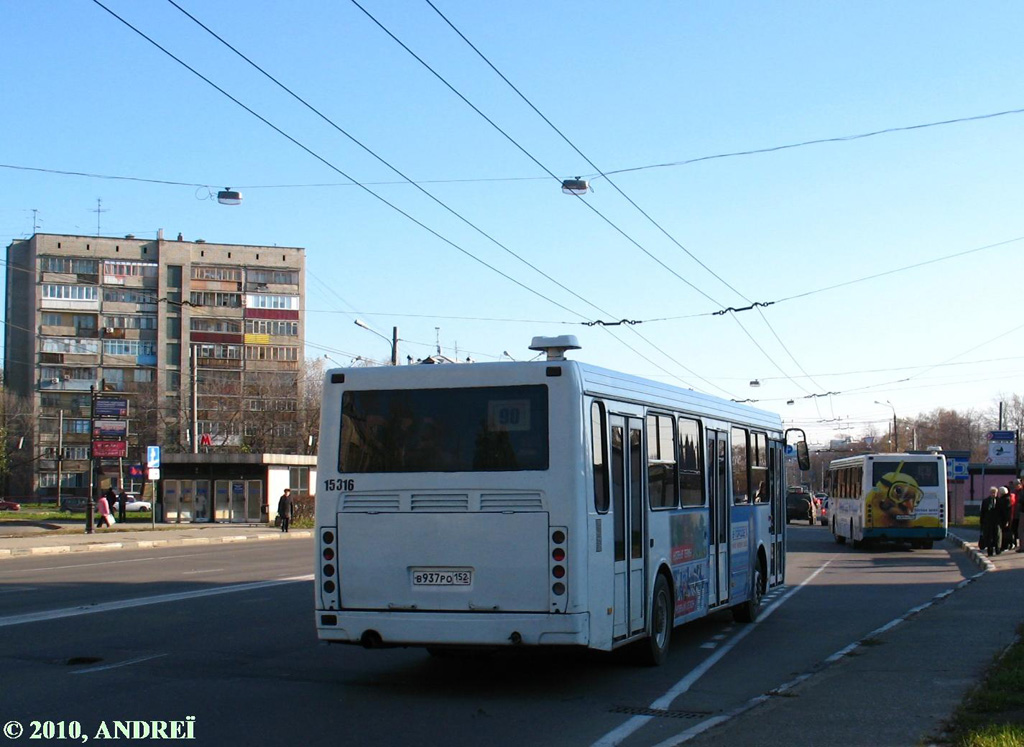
[
  {"left": 948, "top": 531, "right": 995, "bottom": 572},
  {"left": 0, "top": 530, "right": 312, "bottom": 560}
]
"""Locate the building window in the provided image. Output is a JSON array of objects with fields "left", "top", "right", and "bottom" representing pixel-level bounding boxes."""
[
  {"left": 245, "top": 345, "right": 298, "bottom": 362},
  {"left": 41, "top": 256, "right": 99, "bottom": 274},
  {"left": 248, "top": 269, "right": 298, "bottom": 285},
  {"left": 189, "top": 291, "right": 241, "bottom": 308},
  {"left": 102, "top": 340, "right": 156, "bottom": 356},
  {"left": 103, "top": 315, "right": 157, "bottom": 330},
  {"left": 289, "top": 466, "right": 310, "bottom": 495},
  {"left": 40, "top": 338, "right": 100, "bottom": 355},
  {"left": 190, "top": 318, "right": 242, "bottom": 333},
  {"left": 42, "top": 284, "right": 98, "bottom": 301},
  {"left": 103, "top": 288, "right": 157, "bottom": 304},
  {"left": 246, "top": 293, "right": 299, "bottom": 310},
  {"left": 245, "top": 319, "right": 299, "bottom": 336},
  {"left": 192, "top": 266, "right": 242, "bottom": 282}
]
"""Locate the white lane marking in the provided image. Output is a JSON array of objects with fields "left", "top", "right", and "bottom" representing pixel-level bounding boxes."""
[
  {"left": 0, "top": 574, "right": 313, "bottom": 629},
  {"left": 1, "top": 553, "right": 212, "bottom": 573},
  {"left": 182, "top": 568, "right": 225, "bottom": 575},
  {"left": 0, "top": 586, "right": 39, "bottom": 594},
  {"left": 654, "top": 554, "right": 990, "bottom": 745},
  {"left": 70, "top": 653, "right": 168, "bottom": 675},
  {"left": 699, "top": 643, "right": 717, "bottom": 650},
  {"left": 590, "top": 557, "right": 836, "bottom": 747}
]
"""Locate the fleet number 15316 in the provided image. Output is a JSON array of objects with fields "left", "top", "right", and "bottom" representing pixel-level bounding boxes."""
[{"left": 323, "top": 478, "right": 354, "bottom": 492}]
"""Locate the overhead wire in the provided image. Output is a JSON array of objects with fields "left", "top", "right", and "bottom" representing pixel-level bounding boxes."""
[
  {"left": 416, "top": 0, "right": 819, "bottom": 401},
  {"left": 90, "top": 0, "right": 595, "bottom": 329},
  {"left": 153, "top": 0, "right": 728, "bottom": 395}
]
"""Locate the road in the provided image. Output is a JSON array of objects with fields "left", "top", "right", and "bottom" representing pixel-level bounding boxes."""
[{"left": 0, "top": 525, "right": 979, "bottom": 746}]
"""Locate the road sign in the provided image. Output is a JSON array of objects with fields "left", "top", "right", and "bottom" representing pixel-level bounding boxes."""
[
  {"left": 92, "top": 441, "right": 127, "bottom": 458},
  {"left": 147, "top": 467, "right": 161, "bottom": 481},
  {"left": 147, "top": 445, "right": 161, "bottom": 469},
  {"left": 94, "top": 396, "right": 129, "bottom": 418}
]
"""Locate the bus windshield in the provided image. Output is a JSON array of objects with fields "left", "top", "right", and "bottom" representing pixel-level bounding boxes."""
[{"left": 339, "top": 385, "right": 549, "bottom": 473}]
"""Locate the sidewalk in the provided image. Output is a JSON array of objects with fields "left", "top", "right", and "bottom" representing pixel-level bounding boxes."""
[
  {"left": 0, "top": 520, "right": 311, "bottom": 560},
  {"left": 677, "top": 529, "right": 1024, "bottom": 747}
]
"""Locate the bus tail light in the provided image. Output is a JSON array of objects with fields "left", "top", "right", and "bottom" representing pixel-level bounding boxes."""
[
  {"left": 550, "top": 526, "right": 568, "bottom": 612},
  {"left": 320, "top": 527, "right": 340, "bottom": 610}
]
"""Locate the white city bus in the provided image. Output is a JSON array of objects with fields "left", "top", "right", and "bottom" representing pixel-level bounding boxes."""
[
  {"left": 827, "top": 452, "right": 948, "bottom": 549},
  {"left": 314, "top": 336, "right": 806, "bottom": 665}
]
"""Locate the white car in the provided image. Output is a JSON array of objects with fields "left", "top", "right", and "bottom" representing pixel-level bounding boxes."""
[{"left": 115, "top": 494, "right": 152, "bottom": 512}]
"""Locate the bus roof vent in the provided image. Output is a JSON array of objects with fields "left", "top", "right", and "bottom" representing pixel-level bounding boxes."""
[{"left": 529, "top": 335, "right": 581, "bottom": 361}]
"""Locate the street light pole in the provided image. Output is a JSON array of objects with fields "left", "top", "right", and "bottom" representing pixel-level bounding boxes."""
[
  {"left": 875, "top": 400, "right": 897, "bottom": 452},
  {"left": 354, "top": 319, "right": 399, "bottom": 365}
]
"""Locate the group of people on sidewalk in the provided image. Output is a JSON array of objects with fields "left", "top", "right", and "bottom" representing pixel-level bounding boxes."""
[
  {"left": 980, "top": 478, "right": 1024, "bottom": 556},
  {"left": 95, "top": 486, "right": 129, "bottom": 529}
]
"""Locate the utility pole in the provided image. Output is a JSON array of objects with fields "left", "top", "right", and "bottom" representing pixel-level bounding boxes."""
[
  {"left": 86, "top": 387, "right": 95, "bottom": 534},
  {"left": 191, "top": 345, "right": 199, "bottom": 454},
  {"left": 56, "top": 410, "right": 63, "bottom": 508},
  {"left": 391, "top": 326, "right": 399, "bottom": 366}
]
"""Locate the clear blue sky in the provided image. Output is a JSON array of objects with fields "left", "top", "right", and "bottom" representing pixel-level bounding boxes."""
[{"left": 4, "top": 0, "right": 1023, "bottom": 445}]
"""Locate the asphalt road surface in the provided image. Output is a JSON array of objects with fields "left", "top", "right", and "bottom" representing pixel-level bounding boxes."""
[{"left": 0, "top": 525, "right": 979, "bottom": 747}]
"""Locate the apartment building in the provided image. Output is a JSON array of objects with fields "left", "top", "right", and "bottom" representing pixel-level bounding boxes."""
[{"left": 4, "top": 231, "right": 305, "bottom": 499}]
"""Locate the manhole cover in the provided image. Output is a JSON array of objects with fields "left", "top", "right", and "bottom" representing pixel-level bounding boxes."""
[{"left": 609, "top": 705, "right": 712, "bottom": 720}]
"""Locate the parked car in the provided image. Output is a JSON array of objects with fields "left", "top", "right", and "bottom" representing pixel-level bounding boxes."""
[
  {"left": 0, "top": 499, "right": 21, "bottom": 511},
  {"left": 59, "top": 496, "right": 89, "bottom": 512},
  {"left": 786, "top": 488, "right": 816, "bottom": 525},
  {"left": 815, "top": 492, "right": 829, "bottom": 526},
  {"left": 114, "top": 493, "right": 152, "bottom": 512}
]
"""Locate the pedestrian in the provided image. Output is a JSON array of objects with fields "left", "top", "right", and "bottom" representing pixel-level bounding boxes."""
[
  {"left": 117, "top": 487, "right": 129, "bottom": 522},
  {"left": 96, "top": 492, "right": 115, "bottom": 529},
  {"left": 1010, "top": 479, "right": 1022, "bottom": 550},
  {"left": 277, "top": 488, "right": 293, "bottom": 533},
  {"left": 980, "top": 487, "right": 1002, "bottom": 557},
  {"left": 998, "top": 486, "right": 1014, "bottom": 552}
]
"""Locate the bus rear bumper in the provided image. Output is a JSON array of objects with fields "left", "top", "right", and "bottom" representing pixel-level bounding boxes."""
[
  {"left": 315, "top": 610, "right": 590, "bottom": 648},
  {"left": 864, "top": 528, "right": 948, "bottom": 541}
]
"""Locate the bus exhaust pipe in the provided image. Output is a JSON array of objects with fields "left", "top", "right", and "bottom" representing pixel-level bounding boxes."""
[{"left": 360, "top": 630, "right": 384, "bottom": 649}]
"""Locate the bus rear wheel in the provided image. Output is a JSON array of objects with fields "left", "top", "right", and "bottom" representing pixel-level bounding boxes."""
[
  {"left": 732, "top": 563, "right": 763, "bottom": 623},
  {"left": 634, "top": 574, "right": 672, "bottom": 666}
]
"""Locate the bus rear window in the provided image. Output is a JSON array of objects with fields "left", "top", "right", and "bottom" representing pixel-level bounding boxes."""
[
  {"left": 871, "top": 461, "right": 939, "bottom": 487},
  {"left": 340, "top": 385, "right": 549, "bottom": 473}
]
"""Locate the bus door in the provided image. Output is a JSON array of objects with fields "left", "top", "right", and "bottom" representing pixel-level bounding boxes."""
[
  {"left": 707, "top": 430, "right": 730, "bottom": 607},
  {"left": 768, "top": 440, "right": 785, "bottom": 586},
  {"left": 610, "top": 414, "right": 647, "bottom": 639}
]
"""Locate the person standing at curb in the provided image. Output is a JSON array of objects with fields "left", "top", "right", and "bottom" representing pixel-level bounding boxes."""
[
  {"left": 997, "top": 486, "right": 1014, "bottom": 552},
  {"left": 980, "top": 487, "right": 1001, "bottom": 557},
  {"left": 277, "top": 488, "right": 293, "bottom": 533}
]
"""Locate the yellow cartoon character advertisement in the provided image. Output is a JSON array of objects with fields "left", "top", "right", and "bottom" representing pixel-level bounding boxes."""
[{"left": 866, "top": 461, "right": 941, "bottom": 528}]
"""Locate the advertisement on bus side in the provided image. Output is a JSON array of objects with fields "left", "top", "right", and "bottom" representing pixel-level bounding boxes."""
[{"left": 670, "top": 513, "right": 709, "bottom": 617}]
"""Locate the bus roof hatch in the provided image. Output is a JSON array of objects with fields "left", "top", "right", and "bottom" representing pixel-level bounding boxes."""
[{"left": 529, "top": 335, "right": 581, "bottom": 361}]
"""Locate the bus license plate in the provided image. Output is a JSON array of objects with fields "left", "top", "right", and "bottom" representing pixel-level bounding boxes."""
[{"left": 411, "top": 568, "right": 472, "bottom": 586}]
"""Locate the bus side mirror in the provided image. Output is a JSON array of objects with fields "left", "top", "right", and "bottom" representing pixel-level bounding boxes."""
[{"left": 796, "top": 441, "right": 810, "bottom": 471}]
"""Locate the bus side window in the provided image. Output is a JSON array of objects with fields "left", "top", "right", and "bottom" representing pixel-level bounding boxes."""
[
  {"left": 591, "top": 401, "right": 609, "bottom": 513},
  {"left": 731, "top": 427, "right": 750, "bottom": 504},
  {"left": 647, "top": 413, "right": 678, "bottom": 509},
  {"left": 678, "top": 417, "right": 704, "bottom": 507},
  {"left": 751, "top": 432, "right": 769, "bottom": 503}
]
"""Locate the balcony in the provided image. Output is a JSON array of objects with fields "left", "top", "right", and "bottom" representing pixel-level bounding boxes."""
[{"left": 197, "top": 357, "right": 243, "bottom": 370}]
